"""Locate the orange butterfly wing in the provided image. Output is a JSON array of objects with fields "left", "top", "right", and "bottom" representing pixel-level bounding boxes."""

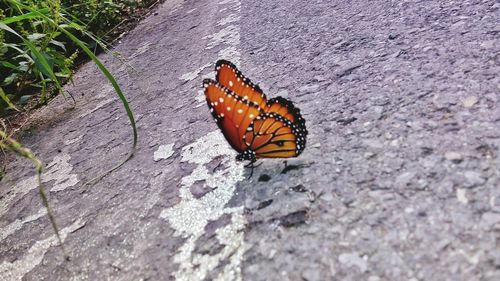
[
  {"left": 265, "top": 97, "right": 305, "bottom": 125},
  {"left": 215, "top": 60, "right": 268, "bottom": 109},
  {"left": 203, "top": 79, "right": 262, "bottom": 152},
  {"left": 204, "top": 60, "right": 308, "bottom": 161},
  {"left": 244, "top": 99, "right": 307, "bottom": 159}
]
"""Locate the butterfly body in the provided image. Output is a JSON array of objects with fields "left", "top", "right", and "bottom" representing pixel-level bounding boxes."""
[{"left": 203, "top": 60, "right": 307, "bottom": 162}]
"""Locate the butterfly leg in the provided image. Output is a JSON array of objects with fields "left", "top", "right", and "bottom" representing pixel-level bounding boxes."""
[
  {"left": 248, "top": 165, "right": 254, "bottom": 179},
  {"left": 244, "top": 159, "right": 258, "bottom": 179},
  {"left": 244, "top": 160, "right": 262, "bottom": 168}
]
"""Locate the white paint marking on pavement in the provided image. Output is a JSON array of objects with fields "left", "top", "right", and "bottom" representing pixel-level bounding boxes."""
[
  {"left": 218, "top": 14, "right": 238, "bottom": 26},
  {"left": 168, "top": 0, "right": 185, "bottom": 15},
  {"left": 462, "top": 95, "right": 478, "bottom": 108},
  {"left": 162, "top": 1, "right": 246, "bottom": 279},
  {"left": 153, "top": 143, "right": 175, "bottom": 161},
  {"left": 63, "top": 135, "right": 83, "bottom": 146},
  {"left": 78, "top": 98, "right": 115, "bottom": 119},
  {"left": 0, "top": 219, "right": 86, "bottom": 281},
  {"left": 0, "top": 176, "right": 36, "bottom": 218},
  {"left": 129, "top": 42, "right": 153, "bottom": 59},
  {"left": 213, "top": 213, "right": 248, "bottom": 281},
  {"left": 45, "top": 154, "right": 79, "bottom": 192},
  {"left": 159, "top": 130, "right": 247, "bottom": 281},
  {"left": 196, "top": 90, "right": 205, "bottom": 103},
  {"left": 94, "top": 84, "right": 114, "bottom": 100},
  {"left": 0, "top": 153, "right": 79, "bottom": 217},
  {"left": 338, "top": 252, "right": 368, "bottom": 272},
  {"left": 143, "top": 171, "right": 170, "bottom": 217},
  {"left": 194, "top": 90, "right": 207, "bottom": 108},
  {"left": 458, "top": 249, "right": 481, "bottom": 265},
  {"left": 216, "top": 0, "right": 241, "bottom": 64},
  {"left": 0, "top": 207, "right": 47, "bottom": 241},
  {"left": 179, "top": 63, "right": 211, "bottom": 82},
  {"left": 218, "top": 45, "right": 240, "bottom": 65},
  {"left": 456, "top": 188, "right": 468, "bottom": 204},
  {"left": 218, "top": 0, "right": 237, "bottom": 5},
  {"left": 204, "top": 25, "right": 239, "bottom": 50}
]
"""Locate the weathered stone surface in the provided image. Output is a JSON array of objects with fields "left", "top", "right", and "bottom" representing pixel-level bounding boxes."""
[{"left": 1, "top": 0, "right": 499, "bottom": 280}]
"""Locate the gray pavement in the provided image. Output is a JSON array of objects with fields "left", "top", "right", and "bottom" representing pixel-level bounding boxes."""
[{"left": 1, "top": 0, "right": 499, "bottom": 280}]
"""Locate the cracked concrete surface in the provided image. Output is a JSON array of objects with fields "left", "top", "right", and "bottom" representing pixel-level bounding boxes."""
[{"left": 1, "top": 0, "right": 499, "bottom": 280}]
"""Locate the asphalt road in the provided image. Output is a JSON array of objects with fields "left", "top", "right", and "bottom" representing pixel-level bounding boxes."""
[{"left": 1, "top": 0, "right": 499, "bottom": 280}]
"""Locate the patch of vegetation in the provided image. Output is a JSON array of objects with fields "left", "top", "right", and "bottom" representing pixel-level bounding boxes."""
[
  {"left": 0, "top": 0, "right": 159, "bottom": 256},
  {"left": 0, "top": 0, "right": 158, "bottom": 115}
]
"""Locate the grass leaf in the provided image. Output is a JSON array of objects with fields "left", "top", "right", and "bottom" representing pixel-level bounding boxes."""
[
  {"left": 0, "top": 22, "right": 64, "bottom": 96},
  {"left": 0, "top": 7, "right": 50, "bottom": 24},
  {"left": 0, "top": 130, "right": 67, "bottom": 260},
  {"left": 5, "top": 0, "right": 138, "bottom": 184},
  {"left": 0, "top": 87, "right": 20, "bottom": 111},
  {"left": 50, "top": 39, "right": 66, "bottom": 51},
  {"left": 27, "top": 33, "right": 47, "bottom": 41}
]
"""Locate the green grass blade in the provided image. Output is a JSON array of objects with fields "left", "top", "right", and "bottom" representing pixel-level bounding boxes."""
[
  {"left": 2, "top": 43, "right": 33, "bottom": 61},
  {"left": 0, "top": 130, "right": 67, "bottom": 260},
  {"left": 0, "top": 87, "right": 20, "bottom": 111},
  {"left": 0, "top": 23, "right": 64, "bottom": 96},
  {"left": 63, "top": 28, "right": 138, "bottom": 185},
  {"left": 0, "top": 8, "right": 50, "bottom": 24},
  {"left": 5, "top": 0, "right": 137, "bottom": 184}
]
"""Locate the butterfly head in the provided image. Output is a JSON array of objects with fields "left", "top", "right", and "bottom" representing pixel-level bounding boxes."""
[{"left": 236, "top": 149, "right": 256, "bottom": 162}]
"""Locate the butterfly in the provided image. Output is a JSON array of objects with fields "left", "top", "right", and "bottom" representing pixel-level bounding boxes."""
[{"left": 203, "top": 60, "right": 307, "bottom": 165}]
